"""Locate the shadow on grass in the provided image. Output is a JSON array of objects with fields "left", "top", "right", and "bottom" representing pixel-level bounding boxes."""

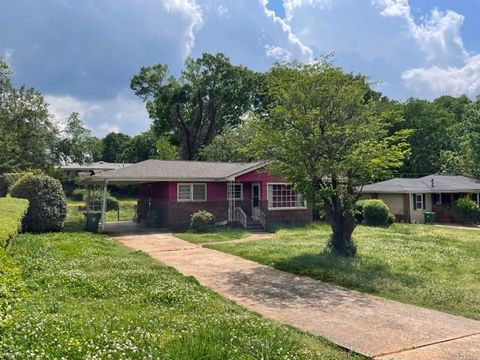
[{"left": 270, "top": 250, "right": 423, "bottom": 295}]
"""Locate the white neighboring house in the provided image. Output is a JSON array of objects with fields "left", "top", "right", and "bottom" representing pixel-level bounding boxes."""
[
  {"left": 59, "top": 161, "right": 132, "bottom": 178},
  {"left": 361, "top": 175, "right": 480, "bottom": 223}
]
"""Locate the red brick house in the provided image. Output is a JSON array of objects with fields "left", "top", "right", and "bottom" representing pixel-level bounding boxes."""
[{"left": 90, "top": 160, "right": 312, "bottom": 231}]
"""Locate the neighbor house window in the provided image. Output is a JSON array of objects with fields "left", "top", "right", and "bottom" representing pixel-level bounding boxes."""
[
  {"left": 227, "top": 183, "right": 243, "bottom": 200},
  {"left": 413, "top": 193, "right": 424, "bottom": 210},
  {"left": 267, "top": 183, "right": 306, "bottom": 210},
  {"left": 177, "top": 183, "right": 207, "bottom": 202}
]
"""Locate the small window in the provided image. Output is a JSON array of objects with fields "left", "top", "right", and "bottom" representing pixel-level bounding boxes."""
[
  {"left": 267, "top": 183, "right": 306, "bottom": 210},
  {"left": 177, "top": 183, "right": 207, "bottom": 202},
  {"left": 227, "top": 183, "right": 243, "bottom": 200},
  {"left": 415, "top": 194, "right": 423, "bottom": 210},
  {"left": 434, "top": 193, "right": 442, "bottom": 205}
]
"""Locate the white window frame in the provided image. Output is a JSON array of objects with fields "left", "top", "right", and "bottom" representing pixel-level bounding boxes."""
[
  {"left": 177, "top": 183, "right": 207, "bottom": 202},
  {"left": 435, "top": 193, "right": 442, "bottom": 205},
  {"left": 267, "top": 183, "right": 307, "bottom": 210},
  {"left": 227, "top": 183, "right": 243, "bottom": 200},
  {"left": 415, "top": 194, "right": 423, "bottom": 210}
]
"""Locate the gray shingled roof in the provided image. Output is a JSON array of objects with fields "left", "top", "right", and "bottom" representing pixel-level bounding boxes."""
[
  {"left": 362, "top": 175, "right": 480, "bottom": 193},
  {"left": 60, "top": 161, "right": 132, "bottom": 171},
  {"left": 87, "top": 159, "right": 269, "bottom": 183}
]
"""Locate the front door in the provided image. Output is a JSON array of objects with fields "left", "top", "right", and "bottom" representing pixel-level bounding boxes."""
[{"left": 252, "top": 183, "right": 260, "bottom": 219}]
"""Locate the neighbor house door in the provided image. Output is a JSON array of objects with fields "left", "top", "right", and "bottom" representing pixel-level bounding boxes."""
[{"left": 252, "top": 183, "right": 260, "bottom": 219}]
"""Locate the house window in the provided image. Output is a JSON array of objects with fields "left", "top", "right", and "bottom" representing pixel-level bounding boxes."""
[
  {"left": 433, "top": 193, "right": 442, "bottom": 205},
  {"left": 177, "top": 183, "right": 207, "bottom": 202},
  {"left": 414, "top": 193, "right": 424, "bottom": 210},
  {"left": 267, "top": 183, "right": 306, "bottom": 210},
  {"left": 227, "top": 183, "right": 243, "bottom": 200}
]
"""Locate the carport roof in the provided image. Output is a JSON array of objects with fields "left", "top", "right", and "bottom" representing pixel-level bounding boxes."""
[
  {"left": 361, "top": 175, "right": 480, "bottom": 194},
  {"left": 84, "top": 159, "right": 270, "bottom": 184}
]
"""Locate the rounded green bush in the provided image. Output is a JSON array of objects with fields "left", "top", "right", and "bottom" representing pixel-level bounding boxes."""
[
  {"left": 10, "top": 173, "right": 67, "bottom": 232},
  {"left": 452, "top": 197, "right": 478, "bottom": 225},
  {"left": 354, "top": 200, "right": 365, "bottom": 224},
  {"left": 90, "top": 195, "right": 119, "bottom": 212},
  {"left": 190, "top": 210, "right": 215, "bottom": 232},
  {"left": 362, "top": 199, "right": 391, "bottom": 226}
]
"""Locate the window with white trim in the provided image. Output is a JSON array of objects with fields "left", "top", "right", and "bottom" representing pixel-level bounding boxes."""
[
  {"left": 177, "top": 183, "right": 207, "bottom": 202},
  {"left": 267, "top": 183, "right": 306, "bottom": 210},
  {"left": 414, "top": 193, "right": 423, "bottom": 210},
  {"left": 227, "top": 183, "right": 243, "bottom": 200}
]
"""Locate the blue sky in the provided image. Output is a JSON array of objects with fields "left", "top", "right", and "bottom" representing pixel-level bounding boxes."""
[{"left": 1, "top": 0, "right": 479, "bottom": 136}]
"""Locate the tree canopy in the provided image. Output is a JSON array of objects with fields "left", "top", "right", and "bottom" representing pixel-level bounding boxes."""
[
  {"left": 251, "top": 61, "right": 411, "bottom": 256},
  {"left": 131, "top": 53, "right": 259, "bottom": 160}
]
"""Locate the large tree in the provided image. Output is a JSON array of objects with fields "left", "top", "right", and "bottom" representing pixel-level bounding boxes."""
[
  {"left": 56, "top": 112, "right": 102, "bottom": 164},
  {"left": 253, "top": 61, "right": 411, "bottom": 256},
  {"left": 101, "top": 132, "right": 130, "bottom": 163},
  {"left": 131, "top": 53, "right": 258, "bottom": 160},
  {"left": 0, "top": 59, "right": 58, "bottom": 173}
]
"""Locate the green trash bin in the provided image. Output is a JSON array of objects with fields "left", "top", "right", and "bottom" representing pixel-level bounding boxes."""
[
  {"left": 423, "top": 211, "right": 436, "bottom": 224},
  {"left": 148, "top": 209, "right": 162, "bottom": 228},
  {"left": 84, "top": 212, "right": 102, "bottom": 233}
]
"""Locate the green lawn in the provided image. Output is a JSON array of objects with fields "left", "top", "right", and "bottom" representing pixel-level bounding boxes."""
[
  {"left": 208, "top": 223, "right": 480, "bottom": 320},
  {"left": 1, "top": 230, "right": 363, "bottom": 359},
  {"left": 66, "top": 200, "right": 137, "bottom": 230},
  {"left": 174, "top": 228, "right": 250, "bottom": 244}
]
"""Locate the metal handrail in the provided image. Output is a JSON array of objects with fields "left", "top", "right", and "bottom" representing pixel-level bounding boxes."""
[
  {"left": 234, "top": 207, "right": 248, "bottom": 229},
  {"left": 259, "top": 209, "right": 266, "bottom": 228}
]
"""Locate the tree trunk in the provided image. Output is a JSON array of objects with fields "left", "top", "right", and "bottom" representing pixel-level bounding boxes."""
[{"left": 324, "top": 198, "right": 357, "bottom": 256}]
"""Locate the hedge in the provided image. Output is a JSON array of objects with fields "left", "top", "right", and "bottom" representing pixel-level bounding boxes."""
[
  {"left": 0, "top": 198, "right": 29, "bottom": 248},
  {"left": 0, "top": 173, "right": 24, "bottom": 197},
  {"left": 0, "top": 197, "right": 28, "bottom": 330}
]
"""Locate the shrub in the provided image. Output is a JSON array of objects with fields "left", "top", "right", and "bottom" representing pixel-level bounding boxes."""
[
  {"left": 362, "top": 199, "right": 391, "bottom": 226},
  {"left": 0, "top": 197, "right": 28, "bottom": 330},
  {"left": 70, "top": 188, "right": 86, "bottom": 201},
  {"left": 90, "top": 195, "right": 119, "bottom": 212},
  {"left": 10, "top": 173, "right": 67, "bottom": 232},
  {"left": 0, "top": 173, "right": 24, "bottom": 197},
  {"left": 0, "top": 198, "right": 29, "bottom": 248},
  {"left": 452, "top": 197, "right": 478, "bottom": 225},
  {"left": 354, "top": 200, "right": 365, "bottom": 224},
  {"left": 190, "top": 210, "right": 215, "bottom": 232},
  {"left": 387, "top": 212, "right": 396, "bottom": 225}
]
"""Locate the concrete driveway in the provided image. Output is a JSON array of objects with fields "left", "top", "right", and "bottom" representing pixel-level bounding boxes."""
[{"left": 114, "top": 232, "right": 480, "bottom": 360}]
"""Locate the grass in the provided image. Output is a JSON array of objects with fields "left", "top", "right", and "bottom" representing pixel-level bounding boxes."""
[
  {"left": 1, "top": 230, "right": 363, "bottom": 359},
  {"left": 66, "top": 199, "right": 137, "bottom": 230},
  {"left": 208, "top": 223, "right": 480, "bottom": 320},
  {"left": 174, "top": 227, "right": 250, "bottom": 244}
]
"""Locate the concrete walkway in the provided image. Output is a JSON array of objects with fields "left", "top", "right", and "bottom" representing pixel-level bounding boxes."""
[{"left": 114, "top": 232, "right": 480, "bottom": 360}]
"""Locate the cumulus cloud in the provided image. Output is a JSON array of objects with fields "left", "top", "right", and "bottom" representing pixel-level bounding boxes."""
[
  {"left": 265, "top": 45, "right": 293, "bottom": 61},
  {"left": 163, "top": 0, "right": 204, "bottom": 59},
  {"left": 374, "top": 0, "right": 478, "bottom": 97},
  {"left": 46, "top": 92, "right": 149, "bottom": 137},
  {"left": 402, "top": 55, "right": 480, "bottom": 98},
  {"left": 261, "top": 0, "right": 314, "bottom": 62}
]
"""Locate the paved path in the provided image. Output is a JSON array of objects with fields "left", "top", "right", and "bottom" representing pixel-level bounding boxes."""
[{"left": 114, "top": 232, "right": 480, "bottom": 360}]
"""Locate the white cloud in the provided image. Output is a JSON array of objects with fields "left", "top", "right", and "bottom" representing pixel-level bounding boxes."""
[
  {"left": 283, "top": 0, "right": 332, "bottom": 21},
  {"left": 374, "top": 0, "right": 478, "bottom": 97},
  {"left": 402, "top": 55, "right": 480, "bottom": 98},
  {"left": 265, "top": 45, "right": 292, "bottom": 61},
  {"left": 46, "top": 92, "right": 149, "bottom": 137},
  {"left": 261, "top": 0, "right": 314, "bottom": 62},
  {"left": 163, "top": 0, "right": 203, "bottom": 59}
]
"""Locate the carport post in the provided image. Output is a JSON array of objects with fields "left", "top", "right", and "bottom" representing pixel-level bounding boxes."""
[{"left": 100, "top": 179, "right": 108, "bottom": 232}]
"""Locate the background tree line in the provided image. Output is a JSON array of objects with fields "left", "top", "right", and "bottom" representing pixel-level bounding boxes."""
[{"left": 1, "top": 53, "right": 480, "bottom": 179}]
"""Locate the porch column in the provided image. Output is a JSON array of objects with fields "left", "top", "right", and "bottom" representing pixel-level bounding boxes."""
[{"left": 100, "top": 179, "right": 108, "bottom": 232}]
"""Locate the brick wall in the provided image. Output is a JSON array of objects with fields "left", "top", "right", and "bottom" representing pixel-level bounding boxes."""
[{"left": 260, "top": 202, "right": 312, "bottom": 227}]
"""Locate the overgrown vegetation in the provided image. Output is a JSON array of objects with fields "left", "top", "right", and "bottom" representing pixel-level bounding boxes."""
[
  {"left": 208, "top": 223, "right": 480, "bottom": 320},
  {"left": 452, "top": 197, "right": 479, "bottom": 225},
  {"left": 0, "top": 198, "right": 28, "bottom": 330},
  {"left": 0, "top": 230, "right": 363, "bottom": 359}
]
